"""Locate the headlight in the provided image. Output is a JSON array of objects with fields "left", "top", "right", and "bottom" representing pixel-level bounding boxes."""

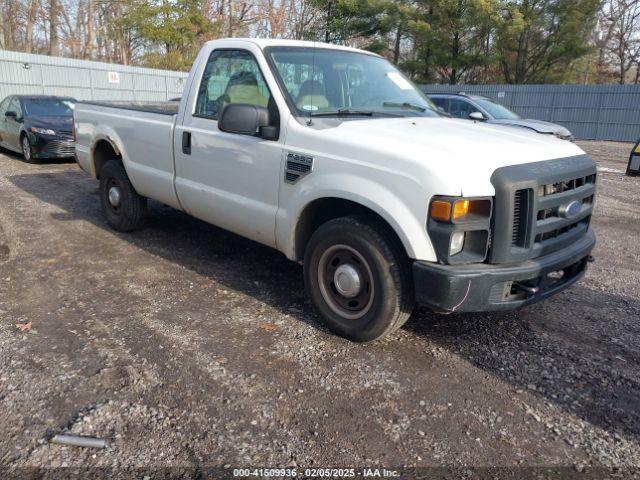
[
  {"left": 554, "top": 131, "right": 574, "bottom": 142},
  {"left": 428, "top": 196, "right": 493, "bottom": 264},
  {"left": 450, "top": 231, "right": 465, "bottom": 256},
  {"left": 30, "top": 126, "right": 56, "bottom": 135}
]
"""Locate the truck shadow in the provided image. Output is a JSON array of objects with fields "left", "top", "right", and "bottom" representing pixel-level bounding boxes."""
[
  {"left": 405, "top": 297, "right": 640, "bottom": 441},
  {"left": 9, "top": 169, "right": 640, "bottom": 443}
]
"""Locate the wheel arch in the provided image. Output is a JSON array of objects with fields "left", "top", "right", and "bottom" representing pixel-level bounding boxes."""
[
  {"left": 291, "top": 195, "right": 429, "bottom": 263},
  {"left": 91, "top": 137, "right": 122, "bottom": 179}
]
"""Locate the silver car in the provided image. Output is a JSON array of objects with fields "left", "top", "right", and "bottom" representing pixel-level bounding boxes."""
[{"left": 428, "top": 93, "right": 574, "bottom": 141}]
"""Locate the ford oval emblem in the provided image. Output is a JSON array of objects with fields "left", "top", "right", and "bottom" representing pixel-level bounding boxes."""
[{"left": 559, "top": 200, "right": 581, "bottom": 218}]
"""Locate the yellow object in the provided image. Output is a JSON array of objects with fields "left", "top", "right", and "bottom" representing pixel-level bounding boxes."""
[
  {"left": 634, "top": 144, "right": 640, "bottom": 153},
  {"left": 430, "top": 201, "right": 452, "bottom": 221},
  {"left": 297, "top": 95, "right": 329, "bottom": 110},
  {"left": 225, "top": 85, "right": 269, "bottom": 107},
  {"left": 452, "top": 200, "right": 470, "bottom": 220}
]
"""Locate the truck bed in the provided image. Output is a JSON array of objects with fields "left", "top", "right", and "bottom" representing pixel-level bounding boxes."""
[{"left": 74, "top": 100, "right": 179, "bottom": 208}]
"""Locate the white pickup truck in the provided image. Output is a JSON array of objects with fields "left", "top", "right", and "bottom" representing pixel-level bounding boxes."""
[{"left": 74, "top": 38, "right": 597, "bottom": 342}]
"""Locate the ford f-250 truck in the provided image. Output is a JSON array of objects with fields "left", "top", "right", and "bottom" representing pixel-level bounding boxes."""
[{"left": 74, "top": 39, "right": 597, "bottom": 342}]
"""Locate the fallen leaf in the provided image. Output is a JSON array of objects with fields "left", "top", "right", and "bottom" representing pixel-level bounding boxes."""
[
  {"left": 16, "top": 321, "right": 32, "bottom": 332},
  {"left": 257, "top": 322, "right": 277, "bottom": 331}
]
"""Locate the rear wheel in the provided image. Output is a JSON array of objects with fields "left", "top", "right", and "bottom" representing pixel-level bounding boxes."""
[
  {"left": 99, "top": 160, "right": 147, "bottom": 231},
  {"left": 304, "top": 216, "right": 415, "bottom": 342},
  {"left": 21, "top": 135, "right": 38, "bottom": 164}
]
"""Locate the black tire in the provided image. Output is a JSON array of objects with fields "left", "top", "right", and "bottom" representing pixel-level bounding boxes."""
[
  {"left": 304, "top": 215, "right": 415, "bottom": 342},
  {"left": 21, "top": 134, "right": 38, "bottom": 164},
  {"left": 99, "top": 160, "right": 147, "bottom": 232}
]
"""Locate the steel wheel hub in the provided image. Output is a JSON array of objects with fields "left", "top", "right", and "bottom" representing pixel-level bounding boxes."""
[
  {"left": 317, "top": 244, "right": 375, "bottom": 320},
  {"left": 108, "top": 186, "right": 122, "bottom": 207},
  {"left": 334, "top": 264, "right": 362, "bottom": 298}
]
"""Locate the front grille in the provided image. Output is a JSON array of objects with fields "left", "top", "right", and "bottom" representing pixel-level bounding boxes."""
[
  {"left": 538, "top": 174, "right": 596, "bottom": 197},
  {"left": 490, "top": 155, "right": 597, "bottom": 264},
  {"left": 511, "top": 189, "right": 531, "bottom": 247},
  {"left": 530, "top": 173, "right": 595, "bottom": 252},
  {"left": 57, "top": 130, "right": 73, "bottom": 139},
  {"left": 42, "top": 140, "right": 75, "bottom": 157}
]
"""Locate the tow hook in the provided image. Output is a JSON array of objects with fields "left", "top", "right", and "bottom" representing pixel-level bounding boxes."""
[
  {"left": 587, "top": 255, "right": 595, "bottom": 263},
  {"left": 513, "top": 282, "right": 539, "bottom": 295}
]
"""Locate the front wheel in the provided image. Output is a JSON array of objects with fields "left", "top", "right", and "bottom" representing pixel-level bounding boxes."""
[
  {"left": 21, "top": 135, "right": 38, "bottom": 164},
  {"left": 304, "top": 216, "right": 415, "bottom": 342},
  {"left": 99, "top": 160, "right": 147, "bottom": 232}
]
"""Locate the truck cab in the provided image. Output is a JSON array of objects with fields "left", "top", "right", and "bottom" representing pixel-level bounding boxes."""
[{"left": 74, "top": 39, "right": 597, "bottom": 342}]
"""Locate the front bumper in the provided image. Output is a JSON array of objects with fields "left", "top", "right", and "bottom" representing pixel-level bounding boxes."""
[
  {"left": 29, "top": 133, "right": 75, "bottom": 158},
  {"left": 413, "top": 230, "right": 595, "bottom": 313}
]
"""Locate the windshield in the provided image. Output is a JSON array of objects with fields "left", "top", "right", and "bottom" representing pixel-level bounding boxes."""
[
  {"left": 23, "top": 98, "right": 74, "bottom": 117},
  {"left": 472, "top": 98, "right": 520, "bottom": 120},
  {"left": 267, "top": 47, "right": 440, "bottom": 118}
]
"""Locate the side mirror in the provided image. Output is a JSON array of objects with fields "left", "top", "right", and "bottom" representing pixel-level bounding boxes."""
[
  {"left": 469, "top": 111, "right": 485, "bottom": 121},
  {"left": 219, "top": 103, "right": 279, "bottom": 141},
  {"left": 5, "top": 111, "right": 17, "bottom": 119}
]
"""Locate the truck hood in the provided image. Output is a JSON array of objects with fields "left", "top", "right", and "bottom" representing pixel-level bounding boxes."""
[
  {"left": 487, "top": 118, "right": 573, "bottom": 139},
  {"left": 306, "top": 116, "right": 586, "bottom": 196}
]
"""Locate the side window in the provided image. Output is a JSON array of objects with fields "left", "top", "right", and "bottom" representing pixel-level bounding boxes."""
[
  {"left": 0, "top": 97, "right": 9, "bottom": 115},
  {"left": 431, "top": 97, "right": 448, "bottom": 111},
  {"left": 195, "top": 49, "right": 272, "bottom": 120},
  {"left": 449, "top": 99, "right": 478, "bottom": 119},
  {"left": 8, "top": 98, "right": 22, "bottom": 117}
]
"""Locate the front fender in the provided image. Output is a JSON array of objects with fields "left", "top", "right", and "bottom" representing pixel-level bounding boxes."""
[{"left": 276, "top": 173, "right": 437, "bottom": 262}]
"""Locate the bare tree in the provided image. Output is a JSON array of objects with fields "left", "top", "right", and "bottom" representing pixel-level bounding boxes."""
[
  {"left": 0, "top": 0, "right": 5, "bottom": 50},
  {"left": 595, "top": 4, "right": 621, "bottom": 83},
  {"left": 48, "top": 0, "right": 59, "bottom": 55},
  {"left": 24, "top": 0, "right": 38, "bottom": 53},
  {"left": 595, "top": 0, "right": 640, "bottom": 83},
  {"left": 609, "top": 0, "right": 640, "bottom": 83},
  {"left": 2, "top": 0, "right": 17, "bottom": 50},
  {"left": 85, "top": 0, "right": 94, "bottom": 58}
]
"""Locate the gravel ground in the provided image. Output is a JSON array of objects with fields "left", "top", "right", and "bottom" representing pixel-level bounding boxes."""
[{"left": 0, "top": 140, "right": 639, "bottom": 478}]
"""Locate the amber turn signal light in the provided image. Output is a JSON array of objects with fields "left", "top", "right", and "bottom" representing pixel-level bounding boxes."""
[
  {"left": 430, "top": 200, "right": 452, "bottom": 222},
  {"left": 452, "top": 199, "right": 470, "bottom": 220}
]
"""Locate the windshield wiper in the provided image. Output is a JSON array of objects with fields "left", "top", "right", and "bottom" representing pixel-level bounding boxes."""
[
  {"left": 382, "top": 102, "right": 427, "bottom": 112},
  {"left": 310, "top": 109, "right": 374, "bottom": 117}
]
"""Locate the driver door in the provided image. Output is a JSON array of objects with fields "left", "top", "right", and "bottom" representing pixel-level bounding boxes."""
[
  {"left": 174, "top": 48, "right": 284, "bottom": 248},
  {"left": 4, "top": 97, "right": 23, "bottom": 150}
]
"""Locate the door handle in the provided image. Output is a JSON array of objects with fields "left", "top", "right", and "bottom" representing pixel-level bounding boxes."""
[{"left": 182, "top": 131, "right": 191, "bottom": 155}]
